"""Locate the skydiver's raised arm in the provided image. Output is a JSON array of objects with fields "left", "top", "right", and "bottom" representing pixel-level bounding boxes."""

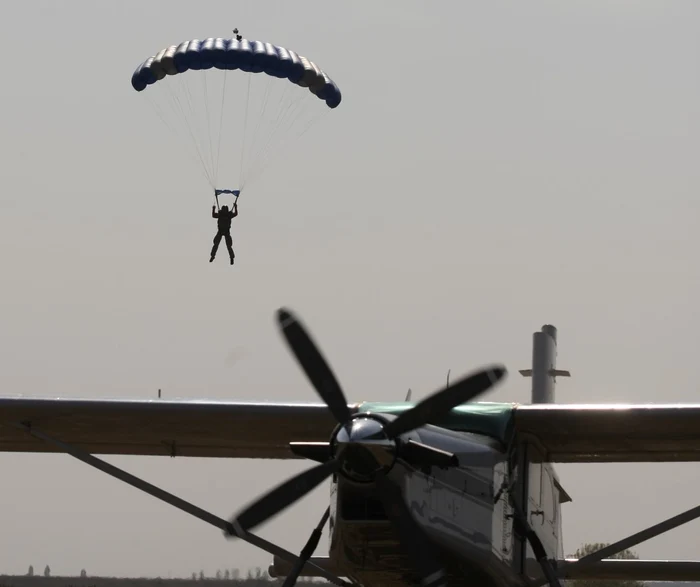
[
  {"left": 212, "top": 205, "right": 219, "bottom": 218},
  {"left": 232, "top": 203, "right": 238, "bottom": 218}
]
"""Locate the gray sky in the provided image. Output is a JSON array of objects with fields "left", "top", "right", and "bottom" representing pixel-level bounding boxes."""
[{"left": 0, "top": 0, "right": 699, "bottom": 578}]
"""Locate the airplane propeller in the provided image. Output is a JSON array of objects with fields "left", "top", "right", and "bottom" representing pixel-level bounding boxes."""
[{"left": 227, "top": 307, "right": 507, "bottom": 586}]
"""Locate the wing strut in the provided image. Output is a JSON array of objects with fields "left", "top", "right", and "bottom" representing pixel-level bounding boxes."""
[
  {"left": 536, "top": 501, "right": 700, "bottom": 586},
  {"left": 14, "top": 422, "right": 349, "bottom": 587}
]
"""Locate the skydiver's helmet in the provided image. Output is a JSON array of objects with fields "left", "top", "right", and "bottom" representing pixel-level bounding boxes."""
[{"left": 221, "top": 205, "right": 229, "bottom": 212}]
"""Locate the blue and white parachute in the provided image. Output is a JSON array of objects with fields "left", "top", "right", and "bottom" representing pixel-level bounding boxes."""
[{"left": 131, "top": 36, "right": 342, "bottom": 196}]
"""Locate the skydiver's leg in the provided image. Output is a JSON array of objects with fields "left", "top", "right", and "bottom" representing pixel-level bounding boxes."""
[
  {"left": 225, "top": 234, "right": 234, "bottom": 265},
  {"left": 210, "top": 232, "right": 222, "bottom": 262}
]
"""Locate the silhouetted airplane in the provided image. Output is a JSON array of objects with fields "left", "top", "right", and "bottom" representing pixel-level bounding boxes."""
[{"left": 2, "top": 308, "right": 700, "bottom": 587}]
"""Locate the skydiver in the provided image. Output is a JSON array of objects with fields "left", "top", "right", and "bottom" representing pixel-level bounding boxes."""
[{"left": 210, "top": 203, "right": 238, "bottom": 265}]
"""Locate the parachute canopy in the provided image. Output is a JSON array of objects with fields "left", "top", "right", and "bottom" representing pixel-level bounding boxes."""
[
  {"left": 131, "top": 38, "right": 341, "bottom": 109},
  {"left": 130, "top": 36, "right": 342, "bottom": 196}
]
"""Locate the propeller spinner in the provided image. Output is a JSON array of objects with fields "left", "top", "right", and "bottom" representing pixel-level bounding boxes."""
[{"left": 227, "top": 307, "right": 507, "bottom": 587}]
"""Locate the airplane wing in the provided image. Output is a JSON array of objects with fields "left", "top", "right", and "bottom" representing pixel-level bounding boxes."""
[
  {"left": 5, "top": 399, "right": 700, "bottom": 462},
  {"left": 0, "top": 397, "right": 345, "bottom": 459},
  {"left": 514, "top": 404, "right": 700, "bottom": 462}
]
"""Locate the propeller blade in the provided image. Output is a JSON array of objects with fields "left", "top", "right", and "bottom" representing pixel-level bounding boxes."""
[
  {"left": 376, "top": 474, "right": 447, "bottom": 587},
  {"left": 277, "top": 308, "right": 352, "bottom": 425},
  {"left": 231, "top": 459, "right": 340, "bottom": 534},
  {"left": 384, "top": 365, "right": 506, "bottom": 438}
]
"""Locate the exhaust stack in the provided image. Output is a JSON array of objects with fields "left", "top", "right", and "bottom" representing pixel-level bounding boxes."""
[{"left": 519, "top": 324, "right": 570, "bottom": 404}]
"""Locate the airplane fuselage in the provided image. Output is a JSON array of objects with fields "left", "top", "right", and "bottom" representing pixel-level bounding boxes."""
[{"left": 323, "top": 420, "right": 565, "bottom": 587}]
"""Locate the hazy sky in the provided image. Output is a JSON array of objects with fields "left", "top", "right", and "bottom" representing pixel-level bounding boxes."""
[{"left": 0, "top": 0, "right": 699, "bottom": 578}]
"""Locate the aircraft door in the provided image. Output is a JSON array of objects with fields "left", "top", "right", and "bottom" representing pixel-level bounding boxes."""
[
  {"left": 541, "top": 467, "right": 557, "bottom": 534},
  {"left": 527, "top": 458, "right": 543, "bottom": 530},
  {"left": 539, "top": 465, "right": 560, "bottom": 558},
  {"left": 523, "top": 443, "right": 546, "bottom": 579}
]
